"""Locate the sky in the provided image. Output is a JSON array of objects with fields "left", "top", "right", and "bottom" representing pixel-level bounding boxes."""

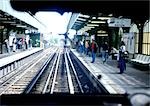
[
  {"left": 35, "top": 12, "right": 72, "bottom": 34},
  {"left": 35, "top": 12, "right": 76, "bottom": 41}
]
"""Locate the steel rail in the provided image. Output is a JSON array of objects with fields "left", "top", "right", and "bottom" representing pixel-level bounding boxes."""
[
  {"left": 66, "top": 51, "right": 84, "bottom": 93},
  {"left": 64, "top": 51, "right": 74, "bottom": 94},
  {"left": 42, "top": 52, "right": 59, "bottom": 93},
  {"left": 23, "top": 49, "right": 57, "bottom": 94},
  {"left": 50, "top": 49, "right": 61, "bottom": 94},
  {"left": 0, "top": 49, "right": 47, "bottom": 88},
  {"left": 0, "top": 51, "right": 48, "bottom": 95}
]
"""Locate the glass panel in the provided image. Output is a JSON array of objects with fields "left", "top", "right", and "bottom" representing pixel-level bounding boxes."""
[
  {"left": 148, "top": 33, "right": 150, "bottom": 43},
  {"left": 148, "top": 44, "right": 150, "bottom": 55},
  {"left": 135, "top": 33, "right": 139, "bottom": 43},
  {"left": 135, "top": 44, "right": 138, "bottom": 53},
  {"left": 143, "top": 33, "right": 148, "bottom": 43},
  {"left": 142, "top": 44, "right": 147, "bottom": 54}
]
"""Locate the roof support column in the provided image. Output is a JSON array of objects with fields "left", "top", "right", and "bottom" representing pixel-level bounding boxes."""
[
  {"left": 0, "top": 29, "right": 3, "bottom": 54},
  {"left": 137, "top": 23, "right": 144, "bottom": 54}
]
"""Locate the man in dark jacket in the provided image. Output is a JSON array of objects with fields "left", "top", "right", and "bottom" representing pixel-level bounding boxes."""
[
  {"left": 91, "top": 39, "right": 98, "bottom": 63},
  {"left": 102, "top": 42, "right": 109, "bottom": 63}
]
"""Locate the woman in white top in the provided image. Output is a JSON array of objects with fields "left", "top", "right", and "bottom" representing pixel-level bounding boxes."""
[{"left": 119, "top": 41, "right": 126, "bottom": 74}]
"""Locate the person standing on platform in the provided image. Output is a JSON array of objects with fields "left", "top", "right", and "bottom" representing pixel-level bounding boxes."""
[
  {"left": 102, "top": 42, "right": 109, "bottom": 63},
  {"left": 12, "top": 38, "right": 16, "bottom": 52},
  {"left": 4, "top": 39, "right": 10, "bottom": 53},
  {"left": 91, "top": 39, "right": 98, "bottom": 63},
  {"left": 85, "top": 40, "right": 89, "bottom": 55},
  {"left": 79, "top": 40, "right": 84, "bottom": 55},
  {"left": 119, "top": 41, "right": 126, "bottom": 74}
]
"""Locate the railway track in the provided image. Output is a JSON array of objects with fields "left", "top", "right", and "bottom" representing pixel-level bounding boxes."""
[
  {"left": 0, "top": 47, "right": 57, "bottom": 95},
  {"left": 0, "top": 47, "right": 107, "bottom": 95},
  {"left": 24, "top": 48, "right": 103, "bottom": 94}
]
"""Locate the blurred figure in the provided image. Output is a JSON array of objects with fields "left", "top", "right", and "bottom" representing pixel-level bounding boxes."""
[
  {"left": 12, "top": 38, "right": 16, "bottom": 52},
  {"left": 85, "top": 40, "right": 90, "bottom": 55},
  {"left": 29, "top": 39, "right": 32, "bottom": 48},
  {"left": 25, "top": 39, "right": 28, "bottom": 50},
  {"left": 102, "top": 42, "right": 109, "bottom": 63},
  {"left": 91, "top": 39, "right": 98, "bottom": 63},
  {"left": 79, "top": 40, "right": 84, "bottom": 55},
  {"left": 4, "top": 39, "right": 10, "bottom": 53},
  {"left": 118, "top": 41, "right": 126, "bottom": 74}
]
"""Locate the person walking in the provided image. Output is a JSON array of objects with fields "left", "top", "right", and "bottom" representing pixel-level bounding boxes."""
[
  {"left": 102, "top": 42, "right": 109, "bottom": 63},
  {"left": 118, "top": 41, "right": 126, "bottom": 74},
  {"left": 79, "top": 40, "right": 84, "bottom": 55},
  {"left": 12, "top": 38, "right": 16, "bottom": 52},
  {"left": 85, "top": 40, "right": 89, "bottom": 55},
  {"left": 91, "top": 39, "right": 98, "bottom": 63},
  {"left": 4, "top": 39, "right": 10, "bottom": 53}
]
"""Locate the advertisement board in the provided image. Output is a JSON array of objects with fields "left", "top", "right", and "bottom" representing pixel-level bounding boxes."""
[
  {"left": 122, "top": 32, "right": 135, "bottom": 54},
  {"left": 108, "top": 18, "right": 131, "bottom": 27}
]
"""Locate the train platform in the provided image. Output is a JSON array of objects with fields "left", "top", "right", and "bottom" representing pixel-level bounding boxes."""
[
  {"left": 71, "top": 49, "right": 149, "bottom": 94},
  {"left": 0, "top": 48, "right": 34, "bottom": 59},
  {"left": 0, "top": 47, "right": 43, "bottom": 78}
]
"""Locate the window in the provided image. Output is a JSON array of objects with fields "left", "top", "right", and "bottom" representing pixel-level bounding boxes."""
[{"left": 135, "top": 33, "right": 139, "bottom": 53}]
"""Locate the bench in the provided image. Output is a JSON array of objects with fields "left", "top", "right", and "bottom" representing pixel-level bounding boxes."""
[{"left": 130, "top": 54, "right": 150, "bottom": 70}]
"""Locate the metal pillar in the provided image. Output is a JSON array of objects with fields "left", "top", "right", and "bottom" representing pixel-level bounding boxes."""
[
  {"left": 0, "top": 29, "right": 3, "bottom": 54},
  {"left": 137, "top": 23, "right": 144, "bottom": 54}
]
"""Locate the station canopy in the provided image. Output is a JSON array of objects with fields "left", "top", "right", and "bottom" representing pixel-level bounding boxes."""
[
  {"left": 0, "top": 10, "right": 38, "bottom": 31},
  {"left": 10, "top": 0, "right": 149, "bottom": 34}
]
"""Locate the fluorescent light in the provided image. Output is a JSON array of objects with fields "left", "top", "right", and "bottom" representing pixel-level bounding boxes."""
[
  {"left": 0, "top": 18, "right": 8, "bottom": 20},
  {"left": 91, "top": 21, "right": 106, "bottom": 24},
  {"left": 76, "top": 20, "right": 84, "bottom": 23},
  {"left": 77, "top": 18, "right": 86, "bottom": 21},
  {"left": 84, "top": 26, "right": 95, "bottom": 28},
  {"left": 108, "top": 14, "right": 113, "bottom": 16},
  {"left": 79, "top": 14, "right": 90, "bottom": 18},
  {"left": 97, "top": 34, "right": 108, "bottom": 36},
  {"left": 97, "top": 17, "right": 111, "bottom": 20},
  {"left": 0, "top": 26, "right": 4, "bottom": 29},
  {"left": 97, "top": 30, "right": 106, "bottom": 33},
  {"left": 74, "top": 23, "right": 81, "bottom": 25},
  {"left": 92, "top": 17, "right": 96, "bottom": 19},
  {"left": 16, "top": 25, "right": 27, "bottom": 28},
  {"left": 2, "top": 21, "right": 16, "bottom": 24},
  {"left": 87, "top": 24, "right": 99, "bottom": 27}
]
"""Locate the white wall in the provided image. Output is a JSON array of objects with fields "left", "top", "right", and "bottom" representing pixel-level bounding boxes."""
[
  {"left": 143, "top": 20, "right": 150, "bottom": 32},
  {"left": 129, "top": 19, "right": 150, "bottom": 33},
  {"left": 129, "top": 23, "right": 139, "bottom": 33}
]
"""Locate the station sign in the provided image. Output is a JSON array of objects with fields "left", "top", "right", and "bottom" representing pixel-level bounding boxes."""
[{"left": 108, "top": 18, "right": 131, "bottom": 27}]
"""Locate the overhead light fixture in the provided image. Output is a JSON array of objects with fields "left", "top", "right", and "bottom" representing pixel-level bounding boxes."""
[
  {"left": 16, "top": 25, "right": 27, "bottom": 28},
  {"left": 97, "top": 34, "right": 108, "bottom": 36},
  {"left": 97, "top": 30, "right": 107, "bottom": 33},
  {"left": 74, "top": 23, "right": 81, "bottom": 25},
  {"left": 76, "top": 20, "right": 84, "bottom": 23},
  {"left": 87, "top": 24, "right": 99, "bottom": 27},
  {"left": 88, "top": 20, "right": 91, "bottom": 22},
  {"left": 0, "top": 18, "right": 8, "bottom": 20},
  {"left": 84, "top": 27, "right": 95, "bottom": 29},
  {"left": 84, "top": 26, "right": 95, "bottom": 28},
  {"left": 108, "top": 14, "right": 113, "bottom": 16},
  {"left": 77, "top": 18, "right": 86, "bottom": 21},
  {"left": 79, "top": 14, "right": 90, "bottom": 18},
  {"left": 118, "top": 16, "right": 123, "bottom": 18},
  {"left": 0, "top": 26, "right": 4, "bottom": 29},
  {"left": 2, "top": 21, "right": 16, "bottom": 24},
  {"left": 97, "top": 17, "right": 111, "bottom": 20},
  {"left": 91, "top": 21, "right": 106, "bottom": 24},
  {"left": 92, "top": 17, "right": 96, "bottom": 19}
]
